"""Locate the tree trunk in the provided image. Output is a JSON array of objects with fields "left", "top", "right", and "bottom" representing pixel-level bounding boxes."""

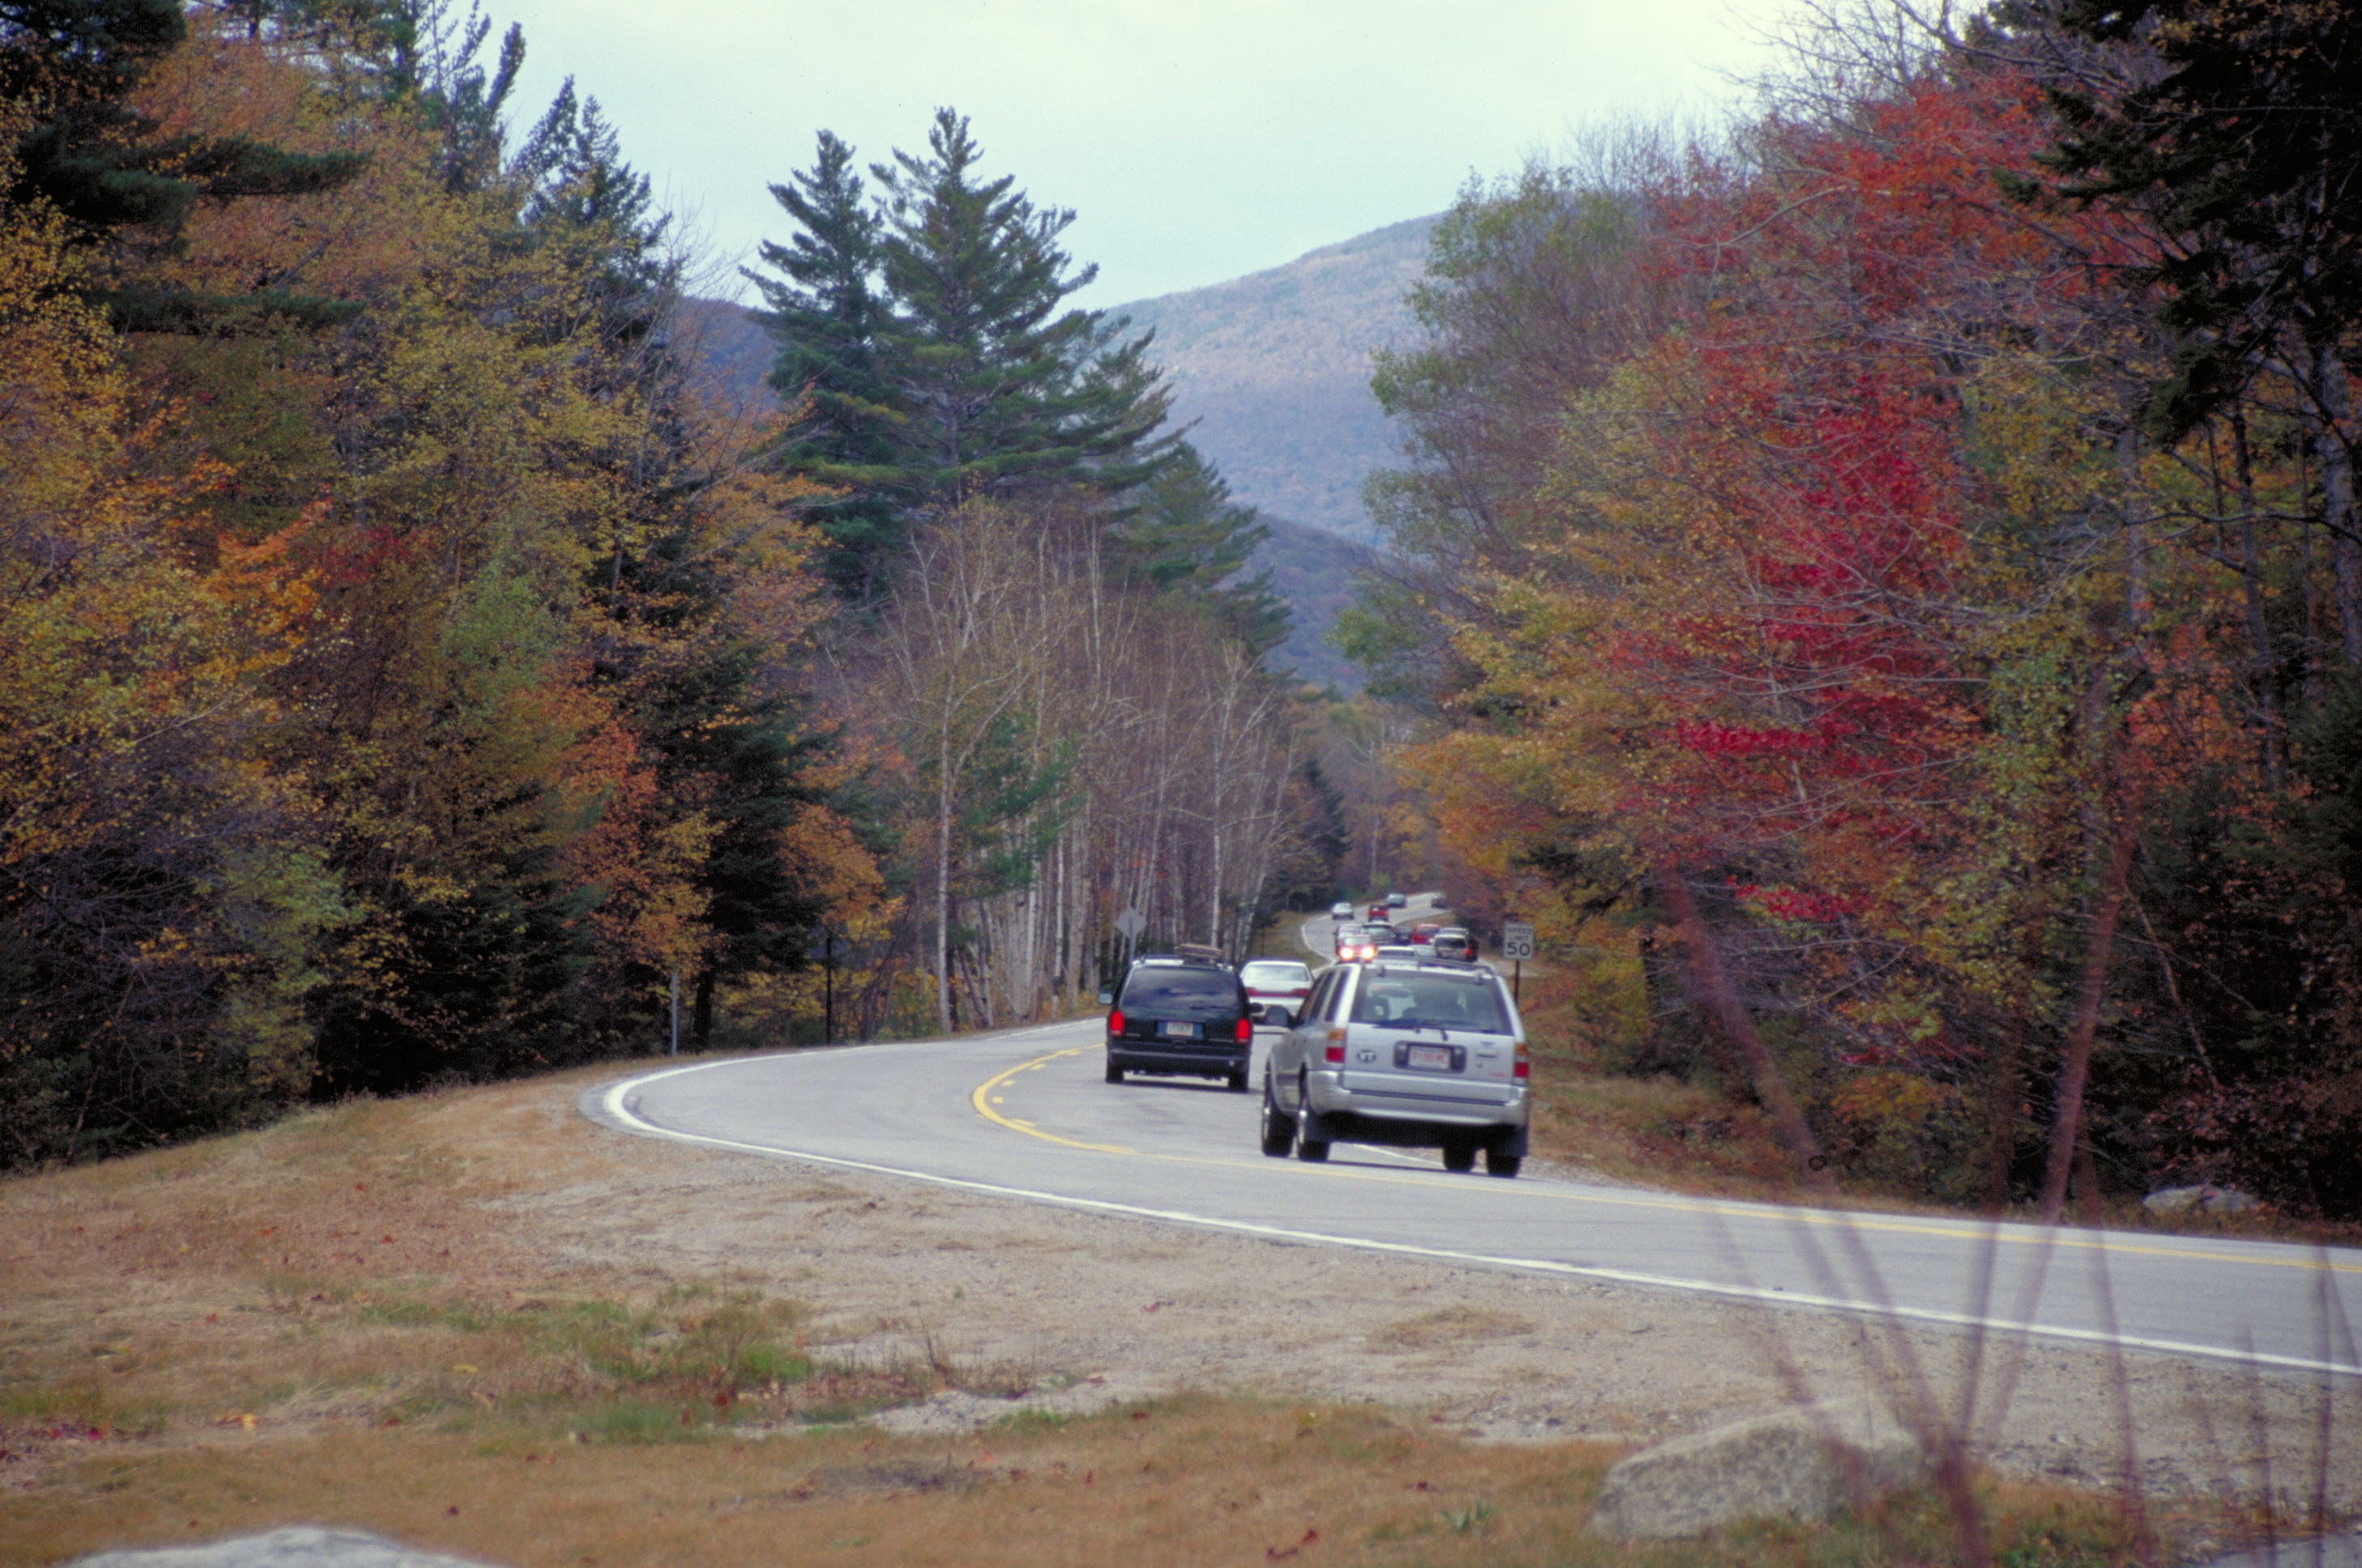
[{"left": 2314, "top": 338, "right": 2362, "bottom": 665}]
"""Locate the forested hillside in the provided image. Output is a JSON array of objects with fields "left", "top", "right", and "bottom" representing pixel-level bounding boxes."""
[{"left": 1355, "top": 1, "right": 2362, "bottom": 1219}]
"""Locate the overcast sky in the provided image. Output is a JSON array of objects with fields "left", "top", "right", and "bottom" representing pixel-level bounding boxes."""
[{"left": 483, "top": 0, "right": 1792, "bottom": 309}]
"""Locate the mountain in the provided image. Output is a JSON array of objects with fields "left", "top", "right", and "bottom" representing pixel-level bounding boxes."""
[
  {"left": 671, "top": 295, "right": 780, "bottom": 420},
  {"left": 1107, "top": 215, "right": 1435, "bottom": 543}
]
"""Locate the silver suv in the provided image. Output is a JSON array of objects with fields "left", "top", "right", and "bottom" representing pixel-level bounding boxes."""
[{"left": 1258, "top": 958, "right": 1529, "bottom": 1176}]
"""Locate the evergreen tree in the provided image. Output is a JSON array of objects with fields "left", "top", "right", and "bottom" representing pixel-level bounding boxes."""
[
  {"left": 745, "top": 130, "right": 904, "bottom": 601},
  {"left": 395, "top": 0, "right": 524, "bottom": 194},
  {"left": 1111, "top": 442, "right": 1290, "bottom": 655},
  {"left": 514, "top": 77, "right": 676, "bottom": 356},
  {"left": 748, "top": 109, "right": 1182, "bottom": 604},
  {"left": 868, "top": 109, "right": 1173, "bottom": 509}
]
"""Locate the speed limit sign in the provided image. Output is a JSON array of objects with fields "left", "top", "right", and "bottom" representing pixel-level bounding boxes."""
[{"left": 1502, "top": 922, "right": 1536, "bottom": 961}]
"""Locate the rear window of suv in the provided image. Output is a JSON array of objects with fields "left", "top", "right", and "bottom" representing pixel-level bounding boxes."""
[
  {"left": 1119, "top": 967, "right": 1243, "bottom": 1016},
  {"left": 1348, "top": 973, "right": 1510, "bottom": 1033}
]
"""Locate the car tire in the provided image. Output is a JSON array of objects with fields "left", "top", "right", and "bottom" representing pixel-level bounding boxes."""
[
  {"left": 1104, "top": 1060, "right": 1123, "bottom": 1084},
  {"left": 1295, "top": 1078, "right": 1330, "bottom": 1162},
  {"left": 1260, "top": 1079, "right": 1294, "bottom": 1157},
  {"left": 1441, "top": 1144, "right": 1477, "bottom": 1173},
  {"left": 1485, "top": 1148, "right": 1521, "bottom": 1178}
]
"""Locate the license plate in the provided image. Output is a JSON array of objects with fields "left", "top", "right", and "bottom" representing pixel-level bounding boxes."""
[
  {"left": 1161, "top": 1020, "right": 1199, "bottom": 1038},
  {"left": 1405, "top": 1044, "right": 1452, "bottom": 1071}
]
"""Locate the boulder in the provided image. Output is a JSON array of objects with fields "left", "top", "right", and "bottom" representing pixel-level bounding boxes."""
[
  {"left": 1589, "top": 1402, "right": 1929, "bottom": 1540},
  {"left": 70, "top": 1528, "right": 493, "bottom": 1568},
  {"left": 2144, "top": 1184, "right": 2260, "bottom": 1216}
]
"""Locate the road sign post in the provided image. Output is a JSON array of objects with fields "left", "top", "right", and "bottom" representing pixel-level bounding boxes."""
[
  {"left": 1502, "top": 920, "right": 1536, "bottom": 1003},
  {"left": 1114, "top": 906, "right": 1146, "bottom": 974}
]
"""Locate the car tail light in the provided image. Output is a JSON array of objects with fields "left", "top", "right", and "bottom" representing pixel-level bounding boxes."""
[
  {"left": 1513, "top": 1040, "right": 1530, "bottom": 1080},
  {"left": 1234, "top": 1016, "right": 1252, "bottom": 1043},
  {"left": 1324, "top": 1030, "right": 1345, "bottom": 1064},
  {"left": 1110, "top": 1009, "right": 1125, "bottom": 1034}
]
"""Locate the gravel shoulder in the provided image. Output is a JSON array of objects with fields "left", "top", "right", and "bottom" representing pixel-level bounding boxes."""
[{"left": 546, "top": 1072, "right": 2357, "bottom": 1512}]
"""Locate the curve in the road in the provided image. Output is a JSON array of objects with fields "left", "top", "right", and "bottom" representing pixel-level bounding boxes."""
[{"left": 590, "top": 1041, "right": 2362, "bottom": 1383}]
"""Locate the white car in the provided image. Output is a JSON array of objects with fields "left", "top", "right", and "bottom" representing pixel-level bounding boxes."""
[
  {"left": 1239, "top": 959, "right": 1313, "bottom": 1026},
  {"left": 1260, "top": 957, "right": 1529, "bottom": 1176}
]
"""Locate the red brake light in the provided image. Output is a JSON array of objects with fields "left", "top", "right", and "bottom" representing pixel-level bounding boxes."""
[{"left": 1109, "top": 1009, "right": 1125, "bottom": 1034}]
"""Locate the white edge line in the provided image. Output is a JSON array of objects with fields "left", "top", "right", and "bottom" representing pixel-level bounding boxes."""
[{"left": 588, "top": 1062, "right": 2362, "bottom": 1383}]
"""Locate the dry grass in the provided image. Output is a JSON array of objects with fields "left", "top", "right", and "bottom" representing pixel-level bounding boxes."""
[
  {"left": 0, "top": 1059, "right": 2189, "bottom": 1566},
  {"left": 1369, "top": 1307, "right": 1537, "bottom": 1352},
  {"left": 2, "top": 1392, "right": 2155, "bottom": 1568}
]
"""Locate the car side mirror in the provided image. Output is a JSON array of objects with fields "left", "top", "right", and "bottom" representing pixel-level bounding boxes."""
[{"left": 1097, "top": 990, "right": 1115, "bottom": 1007}]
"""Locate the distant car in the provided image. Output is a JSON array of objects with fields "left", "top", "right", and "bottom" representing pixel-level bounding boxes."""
[
  {"left": 1334, "top": 924, "right": 1379, "bottom": 962},
  {"left": 1386, "top": 891, "right": 1408, "bottom": 909},
  {"left": 1103, "top": 955, "right": 1253, "bottom": 1091},
  {"left": 1430, "top": 927, "right": 1474, "bottom": 961},
  {"left": 1240, "top": 959, "right": 1314, "bottom": 1025},
  {"left": 1260, "top": 956, "right": 1529, "bottom": 1176}
]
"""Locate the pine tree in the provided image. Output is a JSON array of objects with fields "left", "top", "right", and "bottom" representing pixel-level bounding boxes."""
[
  {"left": 1111, "top": 442, "right": 1290, "bottom": 655},
  {"left": 868, "top": 109, "right": 1173, "bottom": 509},
  {"left": 746, "top": 130, "right": 904, "bottom": 601},
  {"left": 2, "top": 0, "right": 367, "bottom": 330}
]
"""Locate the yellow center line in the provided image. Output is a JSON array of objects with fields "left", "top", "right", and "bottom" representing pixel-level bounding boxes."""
[
  {"left": 970, "top": 1046, "right": 2362, "bottom": 1278},
  {"left": 970, "top": 1048, "right": 1136, "bottom": 1154}
]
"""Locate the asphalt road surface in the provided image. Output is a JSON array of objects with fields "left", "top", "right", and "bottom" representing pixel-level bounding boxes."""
[{"left": 590, "top": 1016, "right": 2361, "bottom": 1387}]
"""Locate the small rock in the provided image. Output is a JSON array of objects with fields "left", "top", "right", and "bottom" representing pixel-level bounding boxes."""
[{"left": 1588, "top": 1402, "right": 1928, "bottom": 1540}]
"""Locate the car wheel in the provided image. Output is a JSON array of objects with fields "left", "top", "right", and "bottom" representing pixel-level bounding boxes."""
[
  {"left": 1295, "top": 1077, "right": 1330, "bottom": 1162},
  {"left": 1104, "top": 1060, "right": 1123, "bottom": 1084},
  {"left": 1260, "top": 1079, "right": 1294, "bottom": 1157},
  {"left": 1485, "top": 1148, "right": 1521, "bottom": 1178},
  {"left": 1441, "top": 1144, "right": 1477, "bottom": 1173}
]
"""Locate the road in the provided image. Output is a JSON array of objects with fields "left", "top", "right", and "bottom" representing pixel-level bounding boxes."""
[{"left": 590, "top": 1017, "right": 2362, "bottom": 1386}]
